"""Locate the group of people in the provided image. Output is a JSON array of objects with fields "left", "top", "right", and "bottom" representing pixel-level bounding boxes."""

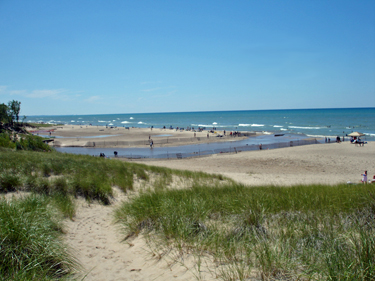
[
  {"left": 361, "top": 171, "right": 375, "bottom": 184},
  {"left": 230, "top": 131, "right": 241, "bottom": 137},
  {"left": 351, "top": 137, "right": 365, "bottom": 146}
]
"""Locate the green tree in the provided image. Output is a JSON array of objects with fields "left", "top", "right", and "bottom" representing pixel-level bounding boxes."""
[
  {"left": 8, "top": 100, "right": 21, "bottom": 124},
  {"left": 0, "top": 103, "right": 11, "bottom": 124}
]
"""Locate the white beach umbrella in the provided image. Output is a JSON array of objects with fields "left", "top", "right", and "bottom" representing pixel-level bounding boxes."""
[{"left": 348, "top": 132, "right": 365, "bottom": 137}]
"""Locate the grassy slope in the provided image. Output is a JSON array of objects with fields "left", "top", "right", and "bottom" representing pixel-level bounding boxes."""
[
  {"left": 1, "top": 148, "right": 374, "bottom": 280},
  {"left": 115, "top": 182, "right": 375, "bottom": 280}
]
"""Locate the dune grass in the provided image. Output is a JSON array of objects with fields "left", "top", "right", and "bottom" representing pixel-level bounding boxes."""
[
  {"left": 2, "top": 147, "right": 374, "bottom": 280},
  {"left": 115, "top": 183, "right": 375, "bottom": 280},
  {"left": 0, "top": 194, "right": 79, "bottom": 280},
  {"left": 0, "top": 148, "right": 226, "bottom": 279}
]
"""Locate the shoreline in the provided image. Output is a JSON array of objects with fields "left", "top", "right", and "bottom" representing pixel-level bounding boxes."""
[{"left": 29, "top": 124, "right": 254, "bottom": 148}]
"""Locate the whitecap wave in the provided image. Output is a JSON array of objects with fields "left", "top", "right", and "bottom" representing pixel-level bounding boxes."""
[
  {"left": 212, "top": 122, "right": 217, "bottom": 125},
  {"left": 98, "top": 120, "right": 108, "bottom": 123},
  {"left": 289, "top": 126, "right": 321, "bottom": 130},
  {"left": 251, "top": 124, "right": 264, "bottom": 127},
  {"left": 192, "top": 124, "right": 213, "bottom": 127},
  {"left": 306, "top": 134, "right": 326, "bottom": 138},
  {"left": 273, "top": 125, "right": 283, "bottom": 128},
  {"left": 108, "top": 123, "right": 114, "bottom": 126},
  {"left": 130, "top": 117, "right": 134, "bottom": 120},
  {"left": 71, "top": 120, "right": 75, "bottom": 122},
  {"left": 280, "top": 128, "right": 288, "bottom": 131},
  {"left": 121, "top": 121, "right": 131, "bottom": 124},
  {"left": 138, "top": 121, "right": 144, "bottom": 124},
  {"left": 238, "top": 124, "right": 251, "bottom": 127}
]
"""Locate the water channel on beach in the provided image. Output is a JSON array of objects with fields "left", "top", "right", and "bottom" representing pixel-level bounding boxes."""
[{"left": 54, "top": 134, "right": 324, "bottom": 159}]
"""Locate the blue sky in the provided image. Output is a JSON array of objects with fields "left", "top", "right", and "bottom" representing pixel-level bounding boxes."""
[{"left": 0, "top": 0, "right": 374, "bottom": 116}]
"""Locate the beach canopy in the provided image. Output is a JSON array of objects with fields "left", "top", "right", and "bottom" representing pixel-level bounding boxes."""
[{"left": 348, "top": 132, "right": 365, "bottom": 137}]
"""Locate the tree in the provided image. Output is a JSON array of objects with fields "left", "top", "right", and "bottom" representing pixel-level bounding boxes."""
[
  {"left": 0, "top": 103, "right": 11, "bottom": 124},
  {"left": 8, "top": 100, "right": 21, "bottom": 124}
]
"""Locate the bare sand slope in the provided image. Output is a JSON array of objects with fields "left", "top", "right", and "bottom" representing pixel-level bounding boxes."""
[
  {"left": 133, "top": 142, "right": 375, "bottom": 186},
  {"left": 65, "top": 188, "right": 215, "bottom": 281}
]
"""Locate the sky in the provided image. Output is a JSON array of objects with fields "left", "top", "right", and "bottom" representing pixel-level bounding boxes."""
[{"left": 0, "top": 0, "right": 374, "bottom": 116}]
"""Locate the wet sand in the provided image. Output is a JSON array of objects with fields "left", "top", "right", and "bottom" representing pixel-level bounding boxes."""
[{"left": 33, "top": 124, "right": 250, "bottom": 147}]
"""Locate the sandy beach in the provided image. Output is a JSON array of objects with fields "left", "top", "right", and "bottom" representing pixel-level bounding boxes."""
[
  {"left": 31, "top": 124, "right": 250, "bottom": 148},
  {"left": 133, "top": 141, "right": 375, "bottom": 186},
  {"left": 33, "top": 125, "right": 374, "bottom": 280}
]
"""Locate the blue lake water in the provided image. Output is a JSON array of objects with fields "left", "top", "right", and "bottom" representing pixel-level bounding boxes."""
[{"left": 55, "top": 133, "right": 323, "bottom": 158}]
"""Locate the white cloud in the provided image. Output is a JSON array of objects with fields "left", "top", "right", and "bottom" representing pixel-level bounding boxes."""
[
  {"left": 27, "top": 89, "right": 66, "bottom": 98},
  {"left": 10, "top": 90, "right": 27, "bottom": 96},
  {"left": 85, "top": 95, "right": 101, "bottom": 103}
]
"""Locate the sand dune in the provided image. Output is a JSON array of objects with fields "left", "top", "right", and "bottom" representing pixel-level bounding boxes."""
[{"left": 59, "top": 125, "right": 374, "bottom": 280}]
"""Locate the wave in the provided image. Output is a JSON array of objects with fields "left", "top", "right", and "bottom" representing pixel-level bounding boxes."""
[
  {"left": 289, "top": 126, "right": 322, "bottom": 130},
  {"left": 235, "top": 123, "right": 265, "bottom": 127},
  {"left": 98, "top": 120, "right": 108, "bottom": 123},
  {"left": 130, "top": 117, "right": 134, "bottom": 119},
  {"left": 280, "top": 128, "right": 288, "bottom": 131},
  {"left": 191, "top": 124, "right": 216, "bottom": 127},
  {"left": 121, "top": 121, "right": 132, "bottom": 124},
  {"left": 212, "top": 122, "right": 217, "bottom": 125},
  {"left": 273, "top": 125, "right": 283, "bottom": 128},
  {"left": 108, "top": 123, "right": 114, "bottom": 126},
  {"left": 138, "top": 121, "right": 144, "bottom": 124},
  {"left": 71, "top": 120, "right": 75, "bottom": 122}
]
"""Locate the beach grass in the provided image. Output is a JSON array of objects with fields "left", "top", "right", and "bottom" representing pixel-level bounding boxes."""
[
  {"left": 1, "top": 147, "right": 374, "bottom": 280},
  {"left": 0, "top": 194, "right": 79, "bottom": 280},
  {"left": 115, "top": 183, "right": 375, "bottom": 280},
  {"left": 0, "top": 148, "right": 228, "bottom": 279}
]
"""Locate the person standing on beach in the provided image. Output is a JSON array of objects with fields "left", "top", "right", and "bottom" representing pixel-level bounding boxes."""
[{"left": 361, "top": 171, "right": 367, "bottom": 183}]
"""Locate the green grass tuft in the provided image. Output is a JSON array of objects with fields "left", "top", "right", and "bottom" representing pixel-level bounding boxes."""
[{"left": 0, "top": 195, "right": 79, "bottom": 279}]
